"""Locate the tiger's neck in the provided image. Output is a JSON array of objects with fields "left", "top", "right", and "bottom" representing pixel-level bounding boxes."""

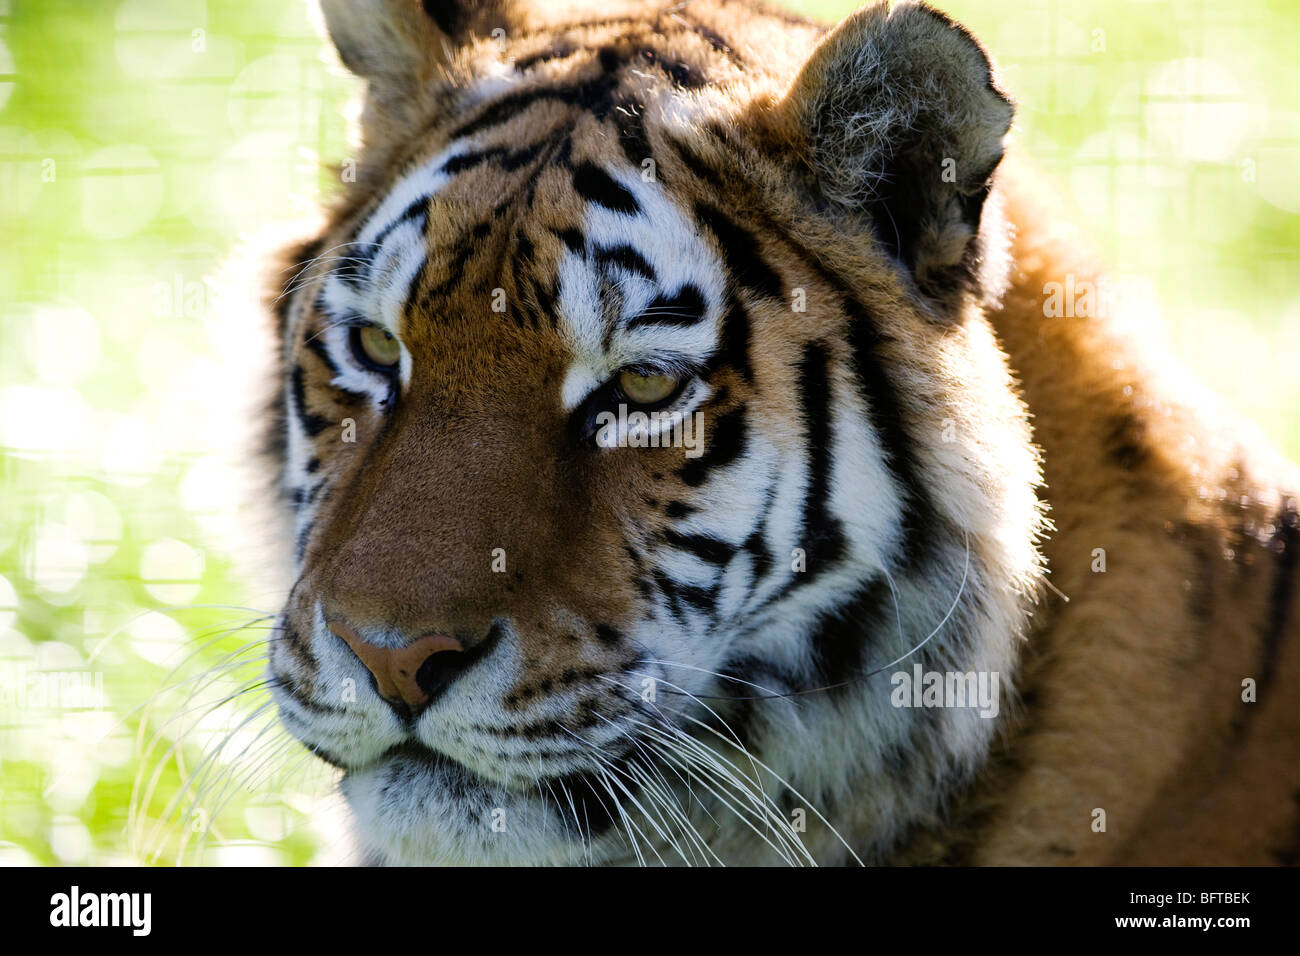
[{"left": 891, "top": 162, "right": 1300, "bottom": 865}]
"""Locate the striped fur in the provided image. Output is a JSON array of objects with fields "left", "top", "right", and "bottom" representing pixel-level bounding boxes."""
[{"left": 256, "top": 0, "right": 1300, "bottom": 865}]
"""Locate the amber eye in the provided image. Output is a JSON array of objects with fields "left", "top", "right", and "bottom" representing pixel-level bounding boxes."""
[
  {"left": 351, "top": 325, "right": 401, "bottom": 371},
  {"left": 617, "top": 369, "right": 680, "bottom": 406}
]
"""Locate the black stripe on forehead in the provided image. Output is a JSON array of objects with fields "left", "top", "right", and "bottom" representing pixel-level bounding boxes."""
[
  {"left": 450, "top": 77, "right": 622, "bottom": 141},
  {"left": 321, "top": 33, "right": 722, "bottom": 336},
  {"left": 333, "top": 134, "right": 570, "bottom": 329},
  {"left": 411, "top": 219, "right": 494, "bottom": 308},
  {"left": 440, "top": 139, "right": 550, "bottom": 176},
  {"left": 448, "top": 29, "right": 711, "bottom": 143}
]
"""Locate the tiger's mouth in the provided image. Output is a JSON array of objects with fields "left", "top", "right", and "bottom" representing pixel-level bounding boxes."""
[
  {"left": 379, "top": 738, "right": 624, "bottom": 832},
  {"left": 345, "top": 740, "right": 633, "bottom": 860}
]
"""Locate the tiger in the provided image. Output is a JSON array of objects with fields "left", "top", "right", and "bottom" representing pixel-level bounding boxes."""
[{"left": 257, "top": 0, "right": 1300, "bottom": 866}]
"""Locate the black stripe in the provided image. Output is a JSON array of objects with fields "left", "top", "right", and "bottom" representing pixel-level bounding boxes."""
[
  {"left": 626, "top": 284, "right": 708, "bottom": 330},
  {"left": 668, "top": 137, "right": 725, "bottom": 189},
  {"left": 331, "top": 244, "right": 373, "bottom": 288},
  {"left": 526, "top": 274, "right": 557, "bottom": 329},
  {"left": 808, "top": 576, "right": 890, "bottom": 686},
  {"left": 593, "top": 624, "right": 622, "bottom": 647},
  {"left": 421, "top": 0, "right": 468, "bottom": 36},
  {"left": 291, "top": 365, "right": 333, "bottom": 438},
  {"left": 613, "top": 95, "right": 653, "bottom": 168},
  {"left": 515, "top": 230, "right": 535, "bottom": 263},
  {"left": 651, "top": 568, "right": 703, "bottom": 623},
  {"left": 555, "top": 768, "right": 625, "bottom": 840},
  {"left": 742, "top": 526, "right": 773, "bottom": 590},
  {"left": 709, "top": 292, "right": 753, "bottom": 381},
  {"left": 694, "top": 202, "right": 782, "bottom": 300},
  {"left": 299, "top": 740, "right": 348, "bottom": 770},
  {"left": 302, "top": 330, "right": 339, "bottom": 375},
  {"left": 679, "top": 19, "right": 740, "bottom": 62},
  {"left": 275, "top": 619, "right": 319, "bottom": 676},
  {"left": 844, "top": 299, "right": 936, "bottom": 567},
  {"left": 273, "top": 671, "right": 349, "bottom": 718},
  {"left": 372, "top": 196, "right": 429, "bottom": 249},
  {"left": 294, "top": 520, "right": 314, "bottom": 561},
  {"left": 594, "top": 244, "right": 656, "bottom": 281},
  {"left": 440, "top": 140, "right": 547, "bottom": 175},
  {"left": 631, "top": 46, "right": 706, "bottom": 89},
  {"left": 299, "top": 335, "right": 369, "bottom": 408},
  {"left": 653, "top": 571, "right": 716, "bottom": 614},
  {"left": 306, "top": 480, "right": 329, "bottom": 505},
  {"left": 486, "top": 702, "right": 609, "bottom": 739},
  {"left": 416, "top": 222, "right": 489, "bottom": 304},
  {"left": 573, "top": 160, "right": 639, "bottom": 214},
  {"left": 727, "top": 207, "right": 936, "bottom": 568},
  {"left": 273, "top": 236, "right": 327, "bottom": 335},
  {"left": 794, "top": 342, "right": 848, "bottom": 580},
  {"left": 652, "top": 568, "right": 680, "bottom": 620},
  {"left": 1260, "top": 496, "right": 1299, "bottom": 692},
  {"left": 662, "top": 529, "right": 736, "bottom": 566},
  {"left": 553, "top": 226, "right": 584, "bottom": 253},
  {"left": 596, "top": 46, "right": 622, "bottom": 74},
  {"left": 514, "top": 42, "right": 580, "bottom": 71},
  {"left": 715, "top": 658, "right": 798, "bottom": 753},
  {"left": 332, "top": 199, "right": 427, "bottom": 290},
  {"left": 678, "top": 404, "right": 747, "bottom": 487},
  {"left": 449, "top": 76, "right": 619, "bottom": 140},
  {"left": 741, "top": 337, "right": 897, "bottom": 617}
]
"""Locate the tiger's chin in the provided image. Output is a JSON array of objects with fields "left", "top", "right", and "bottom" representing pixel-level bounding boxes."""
[{"left": 340, "top": 745, "right": 623, "bottom": 866}]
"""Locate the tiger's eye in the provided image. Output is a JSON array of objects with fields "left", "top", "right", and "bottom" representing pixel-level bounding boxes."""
[
  {"left": 618, "top": 369, "right": 679, "bottom": 406},
  {"left": 356, "top": 326, "right": 401, "bottom": 369}
]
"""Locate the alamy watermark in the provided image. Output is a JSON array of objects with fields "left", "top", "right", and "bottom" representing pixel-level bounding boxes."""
[
  {"left": 890, "top": 664, "right": 1000, "bottom": 718},
  {"left": 594, "top": 405, "right": 705, "bottom": 458},
  {"left": 0, "top": 662, "right": 105, "bottom": 712},
  {"left": 50, "top": 886, "right": 151, "bottom": 936}
]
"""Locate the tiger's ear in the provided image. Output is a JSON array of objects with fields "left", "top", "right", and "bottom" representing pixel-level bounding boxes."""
[
  {"left": 778, "top": 1, "right": 1013, "bottom": 304},
  {"left": 318, "top": 1, "right": 515, "bottom": 101}
]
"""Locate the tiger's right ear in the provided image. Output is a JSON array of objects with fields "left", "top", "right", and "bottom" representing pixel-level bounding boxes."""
[{"left": 318, "top": 1, "right": 515, "bottom": 108}]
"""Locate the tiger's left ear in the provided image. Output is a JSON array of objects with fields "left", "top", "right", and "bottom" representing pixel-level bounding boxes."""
[{"left": 777, "top": 1, "right": 1013, "bottom": 305}]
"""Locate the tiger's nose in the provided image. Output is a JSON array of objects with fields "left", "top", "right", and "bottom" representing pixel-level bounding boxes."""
[{"left": 327, "top": 620, "right": 465, "bottom": 716}]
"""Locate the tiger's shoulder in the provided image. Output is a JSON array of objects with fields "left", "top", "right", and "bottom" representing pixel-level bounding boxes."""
[{"left": 895, "top": 162, "right": 1300, "bottom": 865}]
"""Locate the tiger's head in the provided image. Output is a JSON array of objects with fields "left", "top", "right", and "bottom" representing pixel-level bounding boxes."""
[{"left": 264, "top": 0, "right": 1044, "bottom": 865}]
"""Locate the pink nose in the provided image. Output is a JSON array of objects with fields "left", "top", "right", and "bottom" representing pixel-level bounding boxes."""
[{"left": 327, "top": 620, "right": 464, "bottom": 710}]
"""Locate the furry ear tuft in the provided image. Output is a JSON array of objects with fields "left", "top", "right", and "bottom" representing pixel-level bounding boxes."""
[
  {"left": 781, "top": 1, "right": 1014, "bottom": 305},
  {"left": 318, "top": 0, "right": 515, "bottom": 86},
  {"left": 316, "top": 0, "right": 519, "bottom": 172}
]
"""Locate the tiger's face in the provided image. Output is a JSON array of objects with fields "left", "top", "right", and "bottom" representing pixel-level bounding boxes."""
[{"left": 265, "top": 0, "right": 1044, "bottom": 865}]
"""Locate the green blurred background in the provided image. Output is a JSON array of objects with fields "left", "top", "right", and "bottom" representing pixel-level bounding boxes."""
[{"left": 1, "top": 0, "right": 1297, "bottom": 865}]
